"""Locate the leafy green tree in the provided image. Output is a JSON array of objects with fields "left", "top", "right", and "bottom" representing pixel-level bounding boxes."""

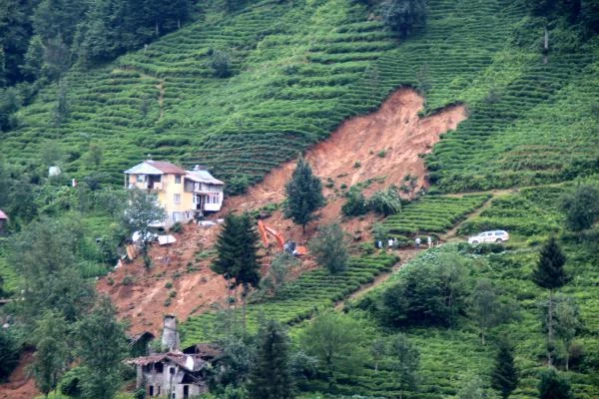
[
  {"left": 538, "top": 368, "right": 573, "bottom": 399},
  {"left": 248, "top": 319, "right": 294, "bottom": 399},
  {"left": 32, "top": 311, "right": 70, "bottom": 397},
  {"left": 0, "top": 0, "right": 37, "bottom": 85},
  {"left": 301, "top": 311, "right": 367, "bottom": 389},
  {"left": 209, "top": 336, "right": 255, "bottom": 391},
  {"left": 12, "top": 219, "right": 94, "bottom": 322},
  {"left": 21, "top": 35, "right": 45, "bottom": 81},
  {"left": 552, "top": 296, "right": 582, "bottom": 371},
  {"left": 53, "top": 79, "right": 70, "bottom": 125},
  {"left": 491, "top": 338, "right": 519, "bottom": 399},
  {"left": 561, "top": 185, "right": 599, "bottom": 231},
  {"left": 533, "top": 237, "right": 569, "bottom": 367},
  {"left": 284, "top": 156, "right": 324, "bottom": 233},
  {"left": 121, "top": 188, "right": 166, "bottom": 267},
  {"left": 373, "top": 222, "right": 389, "bottom": 247},
  {"left": 371, "top": 338, "right": 386, "bottom": 373},
  {"left": 0, "top": 87, "right": 20, "bottom": 131},
  {"left": 388, "top": 334, "right": 419, "bottom": 399},
  {"left": 261, "top": 252, "right": 297, "bottom": 295},
  {"left": 85, "top": 143, "right": 104, "bottom": 169},
  {"left": 382, "top": 0, "right": 428, "bottom": 38},
  {"left": 470, "top": 278, "right": 518, "bottom": 345},
  {"left": 0, "top": 329, "right": 20, "bottom": 382},
  {"left": 74, "top": 296, "right": 128, "bottom": 399},
  {"left": 383, "top": 252, "right": 470, "bottom": 327},
  {"left": 458, "top": 375, "right": 486, "bottom": 399},
  {"left": 212, "top": 213, "right": 261, "bottom": 331},
  {"left": 309, "top": 223, "right": 349, "bottom": 274}
]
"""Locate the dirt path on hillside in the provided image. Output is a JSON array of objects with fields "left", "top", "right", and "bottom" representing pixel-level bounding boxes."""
[
  {"left": 0, "top": 351, "right": 39, "bottom": 399},
  {"left": 98, "top": 88, "right": 468, "bottom": 336}
]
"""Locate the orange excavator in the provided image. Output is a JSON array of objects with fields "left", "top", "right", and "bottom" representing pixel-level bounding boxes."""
[{"left": 257, "top": 220, "right": 308, "bottom": 256}]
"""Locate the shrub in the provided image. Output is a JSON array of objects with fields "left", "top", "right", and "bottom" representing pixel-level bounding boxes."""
[
  {"left": 561, "top": 185, "right": 599, "bottom": 231},
  {"left": 169, "top": 290, "right": 177, "bottom": 298},
  {"left": 226, "top": 174, "right": 250, "bottom": 196},
  {"left": 164, "top": 298, "right": 172, "bottom": 307},
  {"left": 170, "top": 222, "right": 183, "bottom": 234},
  {"left": 342, "top": 188, "right": 368, "bottom": 217},
  {"left": 209, "top": 50, "right": 232, "bottom": 78},
  {"left": 122, "top": 275, "right": 134, "bottom": 286},
  {"left": 368, "top": 187, "right": 402, "bottom": 216},
  {"left": 165, "top": 282, "right": 173, "bottom": 289}
]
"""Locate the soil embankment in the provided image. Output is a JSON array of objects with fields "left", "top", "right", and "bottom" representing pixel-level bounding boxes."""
[{"left": 97, "top": 88, "right": 467, "bottom": 336}]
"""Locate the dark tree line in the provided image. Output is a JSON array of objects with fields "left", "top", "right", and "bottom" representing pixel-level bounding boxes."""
[{"left": 0, "top": 0, "right": 193, "bottom": 88}]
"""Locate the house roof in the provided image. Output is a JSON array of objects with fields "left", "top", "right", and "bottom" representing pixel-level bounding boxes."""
[
  {"left": 126, "top": 351, "right": 208, "bottom": 372},
  {"left": 183, "top": 343, "right": 222, "bottom": 359},
  {"left": 124, "top": 160, "right": 186, "bottom": 175},
  {"left": 0, "top": 210, "right": 7, "bottom": 220},
  {"left": 185, "top": 170, "right": 224, "bottom": 185}
]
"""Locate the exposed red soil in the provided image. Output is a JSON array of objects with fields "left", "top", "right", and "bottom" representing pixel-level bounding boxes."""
[
  {"left": 97, "top": 88, "right": 467, "bottom": 336},
  {"left": 0, "top": 350, "right": 39, "bottom": 399}
]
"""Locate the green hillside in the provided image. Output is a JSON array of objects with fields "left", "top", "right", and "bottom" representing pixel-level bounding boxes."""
[{"left": 3, "top": 0, "right": 597, "bottom": 191}]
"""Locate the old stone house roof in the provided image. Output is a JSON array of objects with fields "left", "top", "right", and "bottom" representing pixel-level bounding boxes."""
[{"left": 126, "top": 351, "right": 208, "bottom": 373}]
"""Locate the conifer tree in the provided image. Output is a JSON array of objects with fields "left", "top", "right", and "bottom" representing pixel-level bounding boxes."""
[
  {"left": 248, "top": 319, "right": 294, "bottom": 399},
  {"left": 533, "top": 237, "right": 568, "bottom": 367},
  {"left": 212, "top": 212, "right": 261, "bottom": 332},
  {"left": 491, "top": 338, "right": 518, "bottom": 399},
  {"left": 284, "top": 156, "right": 324, "bottom": 233}
]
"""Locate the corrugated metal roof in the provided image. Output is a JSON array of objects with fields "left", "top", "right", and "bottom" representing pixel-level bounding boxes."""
[
  {"left": 185, "top": 170, "right": 224, "bottom": 185},
  {"left": 124, "top": 160, "right": 186, "bottom": 175}
]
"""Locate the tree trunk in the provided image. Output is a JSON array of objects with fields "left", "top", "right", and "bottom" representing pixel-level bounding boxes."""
[
  {"left": 155, "top": 22, "right": 159, "bottom": 36},
  {"left": 242, "top": 290, "right": 247, "bottom": 337},
  {"left": 565, "top": 344, "right": 569, "bottom": 371},
  {"left": 481, "top": 330, "right": 485, "bottom": 345},
  {"left": 548, "top": 290, "right": 554, "bottom": 367}
]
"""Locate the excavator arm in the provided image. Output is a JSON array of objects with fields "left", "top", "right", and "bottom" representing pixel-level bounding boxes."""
[{"left": 257, "top": 220, "right": 285, "bottom": 251}]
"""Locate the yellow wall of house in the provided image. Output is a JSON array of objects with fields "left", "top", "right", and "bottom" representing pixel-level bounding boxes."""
[{"left": 127, "top": 174, "right": 194, "bottom": 217}]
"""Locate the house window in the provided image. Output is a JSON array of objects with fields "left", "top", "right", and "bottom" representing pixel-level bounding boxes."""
[
  {"left": 183, "top": 385, "right": 189, "bottom": 399},
  {"left": 136, "top": 175, "right": 145, "bottom": 183},
  {"left": 169, "top": 367, "right": 175, "bottom": 375},
  {"left": 148, "top": 386, "right": 154, "bottom": 396},
  {"left": 175, "top": 175, "right": 181, "bottom": 184},
  {"left": 174, "top": 194, "right": 181, "bottom": 205},
  {"left": 155, "top": 363, "right": 163, "bottom": 373}
]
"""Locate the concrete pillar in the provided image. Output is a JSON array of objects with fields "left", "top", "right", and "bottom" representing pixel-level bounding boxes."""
[{"left": 162, "top": 314, "right": 180, "bottom": 351}]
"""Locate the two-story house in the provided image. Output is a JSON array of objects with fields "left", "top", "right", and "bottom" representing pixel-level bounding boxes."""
[{"left": 124, "top": 160, "right": 224, "bottom": 226}]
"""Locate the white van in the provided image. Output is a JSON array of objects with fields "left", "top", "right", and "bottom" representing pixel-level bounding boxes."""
[{"left": 468, "top": 230, "right": 509, "bottom": 245}]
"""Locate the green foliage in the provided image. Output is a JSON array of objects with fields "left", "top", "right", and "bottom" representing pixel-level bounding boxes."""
[
  {"left": 309, "top": 223, "right": 349, "bottom": 274},
  {"left": 11, "top": 218, "right": 95, "bottom": 322},
  {"left": 342, "top": 187, "right": 368, "bottom": 217},
  {"left": 552, "top": 296, "right": 582, "bottom": 371},
  {"left": 533, "top": 237, "right": 568, "bottom": 291},
  {"left": 212, "top": 212, "right": 261, "bottom": 290},
  {"left": 491, "top": 338, "right": 518, "bottom": 399},
  {"left": 538, "top": 368, "right": 573, "bottom": 399},
  {"left": 381, "top": 252, "right": 471, "bottom": 327},
  {"left": 210, "top": 50, "right": 233, "bottom": 78},
  {"left": 284, "top": 157, "right": 325, "bottom": 231},
  {"left": 382, "top": 0, "right": 428, "bottom": 38},
  {"left": 368, "top": 186, "right": 402, "bottom": 216},
  {"left": 74, "top": 296, "right": 128, "bottom": 399},
  {"left": 121, "top": 188, "right": 166, "bottom": 258},
  {"left": 388, "top": 333, "right": 420, "bottom": 397},
  {"left": 561, "top": 185, "right": 599, "bottom": 232},
  {"left": 260, "top": 252, "right": 298, "bottom": 295},
  {"left": 301, "top": 311, "right": 368, "bottom": 389},
  {"left": 248, "top": 319, "right": 295, "bottom": 399},
  {"left": 0, "top": 329, "right": 20, "bottom": 382},
  {"left": 58, "top": 366, "right": 85, "bottom": 398},
  {"left": 32, "top": 311, "right": 70, "bottom": 396},
  {"left": 469, "top": 278, "right": 518, "bottom": 345}
]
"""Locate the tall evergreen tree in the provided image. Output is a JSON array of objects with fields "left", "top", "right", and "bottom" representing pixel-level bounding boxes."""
[
  {"left": 212, "top": 212, "right": 261, "bottom": 331},
  {"left": 491, "top": 338, "right": 519, "bottom": 399},
  {"left": 284, "top": 156, "right": 324, "bottom": 233},
  {"left": 533, "top": 237, "right": 569, "bottom": 367},
  {"left": 74, "top": 296, "right": 128, "bottom": 399},
  {"left": 248, "top": 319, "right": 294, "bottom": 399}
]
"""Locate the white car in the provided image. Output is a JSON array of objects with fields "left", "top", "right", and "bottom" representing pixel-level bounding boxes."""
[{"left": 468, "top": 230, "right": 509, "bottom": 245}]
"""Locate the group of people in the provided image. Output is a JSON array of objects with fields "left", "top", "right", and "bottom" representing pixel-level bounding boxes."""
[{"left": 376, "top": 235, "right": 435, "bottom": 250}]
